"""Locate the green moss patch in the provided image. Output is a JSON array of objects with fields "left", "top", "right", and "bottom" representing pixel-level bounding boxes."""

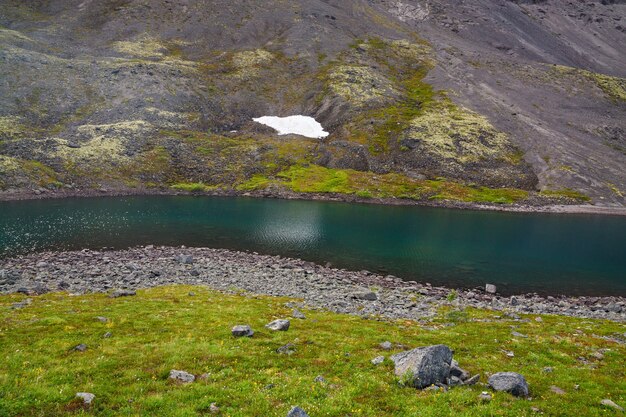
[
  {"left": 541, "top": 189, "right": 591, "bottom": 202},
  {"left": 248, "top": 164, "right": 530, "bottom": 204}
]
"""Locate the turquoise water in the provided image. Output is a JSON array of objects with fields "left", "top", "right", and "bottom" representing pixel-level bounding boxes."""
[{"left": 0, "top": 196, "right": 625, "bottom": 296}]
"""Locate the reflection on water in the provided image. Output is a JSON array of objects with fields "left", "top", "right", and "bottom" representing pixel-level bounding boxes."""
[
  {"left": 1, "top": 196, "right": 625, "bottom": 296},
  {"left": 254, "top": 201, "right": 322, "bottom": 251}
]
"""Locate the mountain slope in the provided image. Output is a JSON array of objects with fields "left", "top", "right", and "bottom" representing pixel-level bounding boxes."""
[{"left": 0, "top": 0, "right": 624, "bottom": 205}]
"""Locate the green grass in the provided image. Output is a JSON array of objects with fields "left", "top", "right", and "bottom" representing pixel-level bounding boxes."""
[
  {"left": 269, "top": 164, "right": 530, "bottom": 204},
  {"left": 0, "top": 286, "right": 624, "bottom": 416},
  {"left": 540, "top": 189, "right": 591, "bottom": 202}
]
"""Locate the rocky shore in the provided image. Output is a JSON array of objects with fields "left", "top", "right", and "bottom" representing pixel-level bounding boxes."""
[
  {"left": 2, "top": 187, "right": 626, "bottom": 217},
  {"left": 1, "top": 247, "right": 625, "bottom": 323}
]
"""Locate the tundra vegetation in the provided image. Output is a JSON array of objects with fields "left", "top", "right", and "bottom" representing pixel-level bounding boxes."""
[{"left": 0, "top": 286, "right": 624, "bottom": 416}]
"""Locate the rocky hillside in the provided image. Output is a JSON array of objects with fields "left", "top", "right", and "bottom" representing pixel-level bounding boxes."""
[{"left": 0, "top": 0, "right": 624, "bottom": 205}]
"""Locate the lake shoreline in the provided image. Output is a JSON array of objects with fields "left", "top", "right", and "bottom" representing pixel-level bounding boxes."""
[
  {"left": 1, "top": 187, "right": 626, "bottom": 216},
  {"left": 2, "top": 246, "right": 624, "bottom": 322}
]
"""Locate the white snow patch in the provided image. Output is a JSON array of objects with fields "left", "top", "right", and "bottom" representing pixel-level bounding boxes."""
[{"left": 252, "top": 115, "right": 329, "bottom": 139}]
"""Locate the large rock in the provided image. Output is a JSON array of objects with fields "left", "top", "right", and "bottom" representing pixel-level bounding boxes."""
[
  {"left": 488, "top": 372, "right": 529, "bottom": 397},
  {"left": 286, "top": 406, "right": 310, "bottom": 417},
  {"left": 266, "top": 319, "right": 290, "bottom": 331},
  {"left": 390, "top": 345, "right": 453, "bottom": 389},
  {"left": 232, "top": 325, "right": 254, "bottom": 337}
]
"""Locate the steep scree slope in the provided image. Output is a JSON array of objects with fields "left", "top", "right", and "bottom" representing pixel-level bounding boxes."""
[{"left": 0, "top": 0, "right": 624, "bottom": 205}]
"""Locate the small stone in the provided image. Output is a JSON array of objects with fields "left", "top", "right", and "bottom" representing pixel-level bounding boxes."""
[
  {"left": 464, "top": 374, "right": 480, "bottom": 385},
  {"left": 488, "top": 372, "right": 529, "bottom": 397},
  {"left": 95, "top": 316, "right": 108, "bottom": 323},
  {"left": 479, "top": 391, "right": 492, "bottom": 401},
  {"left": 543, "top": 366, "right": 553, "bottom": 373},
  {"left": 314, "top": 375, "right": 326, "bottom": 383},
  {"left": 450, "top": 361, "right": 470, "bottom": 381},
  {"left": 510, "top": 296, "right": 519, "bottom": 306},
  {"left": 380, "top": 341, "right": 393, "bottom": 350},
  {"left": 511, "top": 331, "right": 528, "bottom": 338},
  {"left": 188, "top": 291, "right": 196, "bottom": 296},
  {"left": 601, "top": 399, "right": 624, "bottom": 411},
  {"left": 448, "top": 376, "right": 463, "bottom": 386},
  {"left": 550, "top": 386, "right": 566, "bottom": 395},
  {"left": 72, "top": 344, "right": 87, "bottom": 352},
  {"left": 353, "top": 291, "right": 378, "bottom": 301},
  {"left": 76, "top": 392, "right": 95, "bottom": 405},
  {"left": 103, "top": 332, "right": 112, "bottom": 338},
  {"left": 231, "top": 325, "right": 254, "bottom": 337},
  {"left": 176, "top": 254, "right": 194, "bottom": 264},
  {"left": 209, "top": 403, "right": 220, "bottom": 414},
  {"left": 277, "top": 343, "right": 296, "bottom": 355},
  {"left": 371, "top": 356, "right": 385, "bottom": 365},
  {"left": 286, "top": 406, "right": 310, "bottom": 417},
  {"left": 169, "top": 370, "right": 195, "bottom": 383},
  {"left": 590, "top": 351, "right": 604, "bottom": 360},
  {"left": 266, "top": 319, "right": 290, "bottom": 331},
  {"left": 535, "top": 317, "right": 543, "bottom": 322},
  {"left": 11, "top": 298, "right": 32, "bottom": 309},
  {"left": 109, "top": 289, "right": 136, "bottom": 298},
  {"left": 485, "top": 284, "right": 497, "bottom": 294},
  {"left": 292, "top": 309, "right": 306, "bottom": 319}
]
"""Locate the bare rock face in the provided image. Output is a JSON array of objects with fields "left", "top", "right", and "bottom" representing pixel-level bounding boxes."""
[
  {"left": 390, "top": 345, "right": 453, "bottom": 389},
  {"left": 488, "top": 372, "right": 529, "bottom": 397}
]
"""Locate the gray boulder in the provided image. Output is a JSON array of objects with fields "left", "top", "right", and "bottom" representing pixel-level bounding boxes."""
[
  {"left": 286, "top": 406, "right": 310, "bottom": 417},
  {"left": 390, "top": 345, "right": 453, "bottom": 389},
  {"left": 488, "top": 372, "right": 529, "bottom": 397},
  {"left": 266, "top": 319, "right": 290, "bottom": 331},
  {"left": 232, "top": 325, "right": 254, "bottom": 337},
  {"left": 485, "top": 284, "right": 497, "bottom": 294},
  {"left": 169, "top": 370, "right": 195, "bottom": 383}
]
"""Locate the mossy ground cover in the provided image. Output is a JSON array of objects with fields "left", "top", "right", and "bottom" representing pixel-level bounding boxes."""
[
  {"left": 245, "top": 164, "right": 531, "bottom": 204},
  {"left": 0, "top": 286, "right": 624, "bottom": 416}
]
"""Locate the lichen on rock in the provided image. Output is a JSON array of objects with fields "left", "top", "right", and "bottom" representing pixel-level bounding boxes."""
[
  {"left": 328, "top": 65, "right": 398, "bottom": 107},
  {"left": 0, "top": 116, "right": 29, "bottom": 139},
  {"left": 230, "top": 49, "right": 274, "bottom": 79},
  {"left": 405, "top": 101, "right": 511, "bottom": 163}
]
